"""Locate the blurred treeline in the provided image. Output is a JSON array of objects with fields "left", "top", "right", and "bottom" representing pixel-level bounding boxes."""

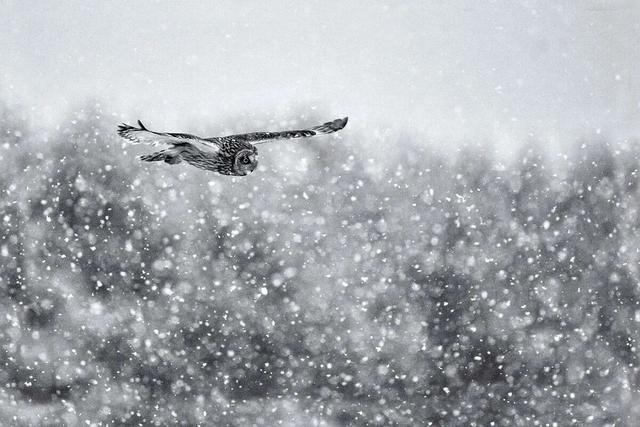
[{"left": 1, "top": 101, "right": 640, "bottom": 426}]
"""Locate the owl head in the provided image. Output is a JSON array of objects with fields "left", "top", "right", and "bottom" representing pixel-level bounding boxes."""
[{"left": 233, "top": 148, "right": 258, "bottom": 176}]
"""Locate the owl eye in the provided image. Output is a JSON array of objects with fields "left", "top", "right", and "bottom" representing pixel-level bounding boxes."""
[{"left": 240, "top": 156, "right": 251, "bottom": 165}]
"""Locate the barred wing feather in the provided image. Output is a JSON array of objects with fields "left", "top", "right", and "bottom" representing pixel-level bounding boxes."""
[
  {"left": 216, "top": 117, "right": 348, "bottom": 145},
  {"left": 117, "top": 120, "right": 219, "bottom": 152}
]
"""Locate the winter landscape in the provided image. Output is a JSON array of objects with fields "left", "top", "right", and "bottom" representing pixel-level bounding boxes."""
[{"left": 1, "top": 1, "right": 640, "bottom": 426}]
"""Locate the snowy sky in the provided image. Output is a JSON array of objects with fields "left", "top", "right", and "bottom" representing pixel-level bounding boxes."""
[{"left": 1, "top": 0, "right": 639, "bottom": 146}]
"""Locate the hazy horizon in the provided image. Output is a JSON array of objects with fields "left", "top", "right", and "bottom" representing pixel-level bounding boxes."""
[{"left": 1, "top": 0, "right": 639, "bottom": 149}]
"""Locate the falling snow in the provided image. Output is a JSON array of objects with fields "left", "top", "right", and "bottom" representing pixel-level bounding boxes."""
[{"left": 0, "top": 102, "right": 639, "bottom": 426}]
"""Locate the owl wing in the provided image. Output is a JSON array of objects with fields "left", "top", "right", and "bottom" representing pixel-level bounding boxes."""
[
  {"left": 217, "top": 117, "right": 348, "bottom": 145},
  {"left": 117, "top": 120, "right": 220, "bottom": 153}
]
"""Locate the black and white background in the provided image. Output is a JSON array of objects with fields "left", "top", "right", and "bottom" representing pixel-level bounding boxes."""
[{"left": 1, "top": 1, "right": 640, "bottom": 426}]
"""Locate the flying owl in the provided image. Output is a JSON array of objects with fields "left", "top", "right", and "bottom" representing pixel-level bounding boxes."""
[{"left": 117, "top": 117, "right": 348, "bottom": 176}]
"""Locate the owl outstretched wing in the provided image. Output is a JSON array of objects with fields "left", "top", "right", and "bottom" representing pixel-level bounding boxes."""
[
  {"left": 216, "top": 117, "right": 348, "bottom": 145},
  {"left": 117, "top": 120, "right": 219, "bottom": 152}
]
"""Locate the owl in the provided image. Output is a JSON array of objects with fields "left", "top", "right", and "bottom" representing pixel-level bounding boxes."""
[{"left": 117, "top": 117, "right": 348, "bottom": 176}]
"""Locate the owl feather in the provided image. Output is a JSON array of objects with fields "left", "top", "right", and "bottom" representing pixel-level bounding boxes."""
[{"left": 117, "top": 117, "right": 348, "bottom": 176}]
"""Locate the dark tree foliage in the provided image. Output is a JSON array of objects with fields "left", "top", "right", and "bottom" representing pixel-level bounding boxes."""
[{"left": 1, "top": 103, "right": 639, "bottom": 426}]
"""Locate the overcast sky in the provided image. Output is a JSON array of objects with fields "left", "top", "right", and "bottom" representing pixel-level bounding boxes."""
[{"left": 1, "top": 0, "right": 639, "bottom": 146}]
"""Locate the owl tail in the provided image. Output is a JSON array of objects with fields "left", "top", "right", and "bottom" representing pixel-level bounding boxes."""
[{"left": 139, "top": 148, "right": 182, "bottom": 164}]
